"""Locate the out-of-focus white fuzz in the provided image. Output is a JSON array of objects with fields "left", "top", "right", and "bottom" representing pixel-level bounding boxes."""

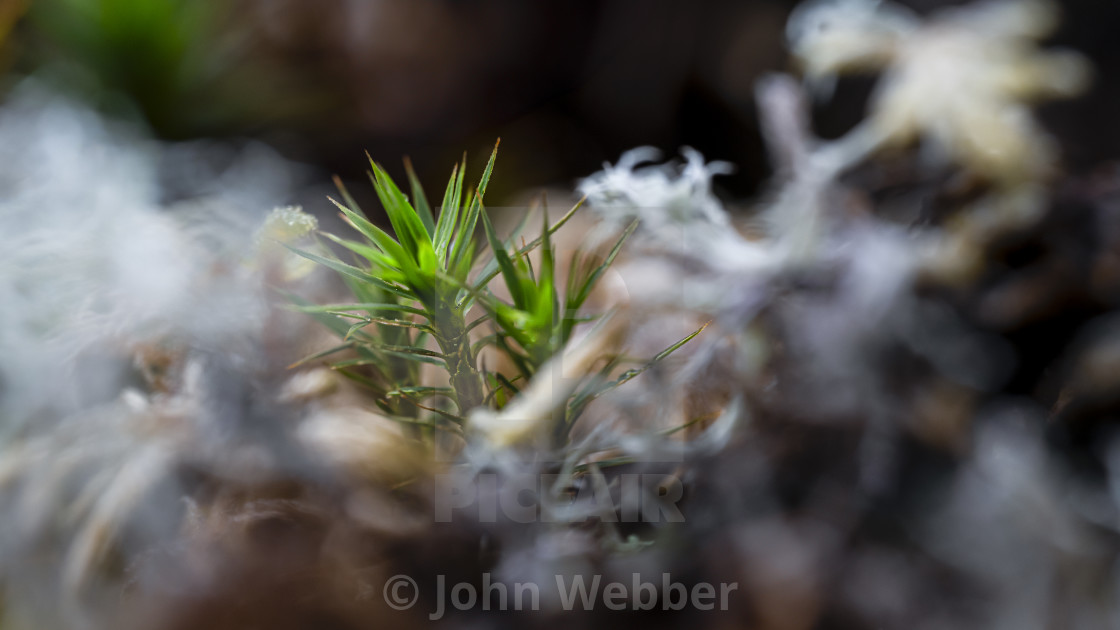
[
  {"left": 256, "top": 204, "right": 320, "bottom": 280},
  {"left": 578, "top": 147, "right": 731, "bottom": 230},
  {"left": 470, "top": 314, "right": 628, "bottom": 449},
  {"left": 578, "top": 148, "right": 772, "bottom": 274},
  {"left": 0, "top": 83, "right": 319, "bottom": 627},
  {"left": 297, "top": 405, "right": 428, "bottom": 485},
  {"left": 787, "top": 0, "right": 918, "bottom": 82},
  {"left": 0, "top": 83, "right": 306, "bottom": 433},
  {"left": 259, "top": 204, "right": 319, "bottom": 243},
  {"left": 789, "top": 0, "right": 1089, "bottom": 186}
]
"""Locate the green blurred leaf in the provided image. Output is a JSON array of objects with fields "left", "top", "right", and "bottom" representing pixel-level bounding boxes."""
[{"left": 291, "top": 302, "right": 426, "bottom": 317}]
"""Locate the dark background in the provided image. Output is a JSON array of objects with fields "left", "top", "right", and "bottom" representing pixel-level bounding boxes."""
[{"left": 4, "top": 0, "right": 1119, "bottom": 204}]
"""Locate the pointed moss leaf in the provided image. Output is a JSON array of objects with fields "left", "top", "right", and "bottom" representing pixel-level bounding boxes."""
[
  {"left": 283, "top": 244, "right": 377, "bottom": 284},
  {"left": 473, "top": 197, "right": 583, "bottom": 290},
  {"left": 386, "top": 386, "right": 455, "bottom": 401},
  {"left": 329, "top": 197, "right": 412, "bottom": 268},
  {"left": 320, "top": 232, "right": 395, "bottom": 271},
  {"left": 450, "top": 141, "right": 498, "bottom": 269},
  {"left": 571, "top": 220, "right": 637, "bottom": 308},
  {"left": 292, "top": 302, "right": 426, "bottom": 317},
  {"left": 287, "top": 343, "right": 354, "bottom": 369},
  {"left": 480, "top": 209, "right": 527, "bottom": 310},
  {"left": 434, "top": 162, "right": 462, "bottom": 265},
  {"left": 332, "top": 176, "right": 363, "bottom": 216},
  {"left": 369, "top": 161, "right": 437, "bottom": 273},
  {"left": 567, "top": 322, "right": 709, "bottom": 422},
  {"left": 452, "top": 238, "right": 477, "bottom": 285},
  {"left": 403, "top": 157, "right": 436, "bottom": 237}
]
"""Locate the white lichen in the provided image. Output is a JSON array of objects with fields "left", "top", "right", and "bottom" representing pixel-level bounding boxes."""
[{"left": 789, "top": 0, "right": 1089, "bottom": 185}]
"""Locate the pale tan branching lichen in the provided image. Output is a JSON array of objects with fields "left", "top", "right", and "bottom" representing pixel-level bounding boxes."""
[{"left": 788, "top": 0, "right": 1089, "bottom": 185}]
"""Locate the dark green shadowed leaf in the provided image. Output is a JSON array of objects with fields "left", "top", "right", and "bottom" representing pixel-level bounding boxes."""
[
  {"left": 570, "top": 220, "right": 638, "bottom": 309},
  {"left": 566, "top": 322, "right": 709, "bottom": 423},
  {"left": 287, "top": 343, "right": 354, "bottom": 369},
  {"left": 480, "top": 208, "right": 527, "bottom": 310},
  {"left": 403, "top": 157, "right": 437, "bottom": 237}
]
